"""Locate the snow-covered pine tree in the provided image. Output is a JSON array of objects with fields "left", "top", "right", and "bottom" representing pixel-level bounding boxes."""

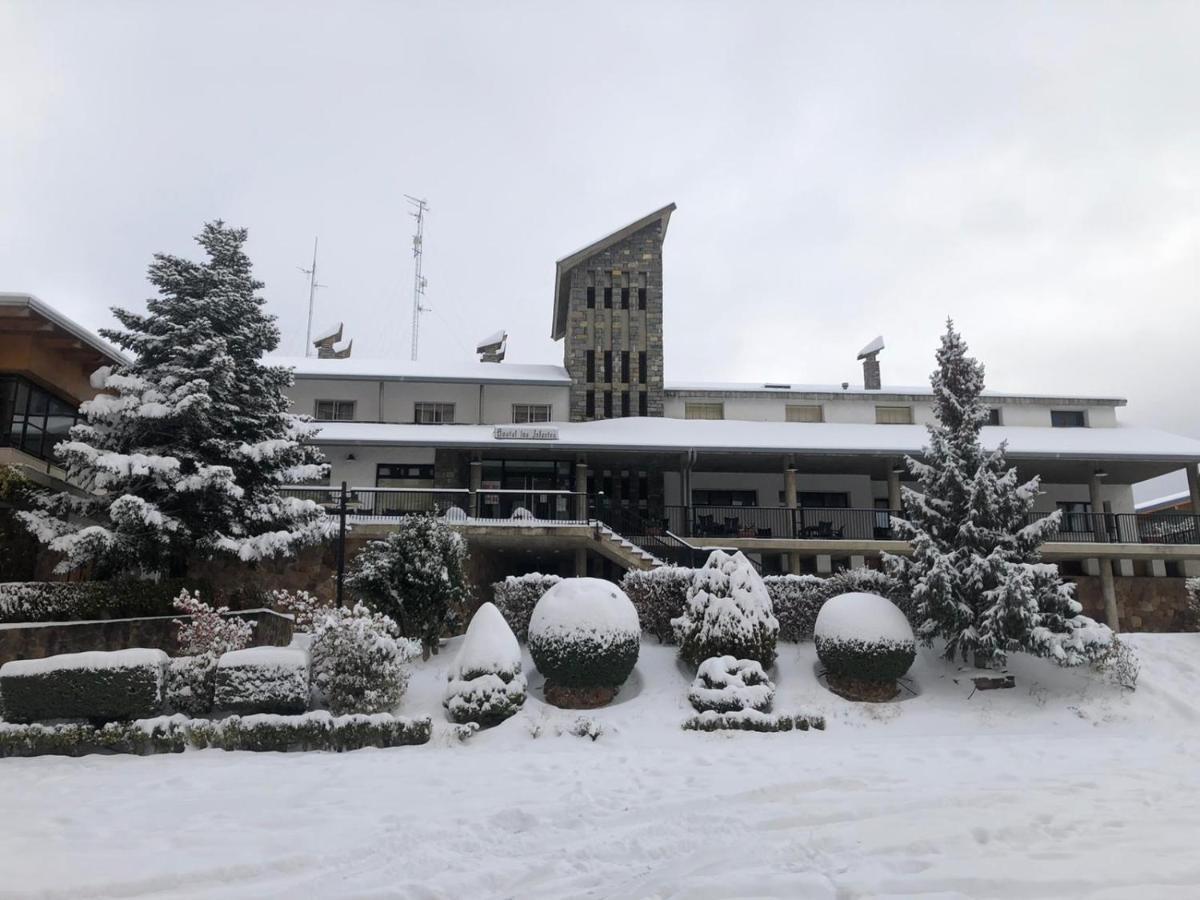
[
  {"left": 19, "top": 222, "right": 330, "bottom": 577},
  {"left": 884, "top": 319, "right": 1113, "bottom": 667}
]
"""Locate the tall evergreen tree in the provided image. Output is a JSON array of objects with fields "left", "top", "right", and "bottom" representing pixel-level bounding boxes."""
[
  {"left": 21, "top": 222, "right": 329, "bottom": 577},
  {"left": 884, "top": 320, "right": 1112, "bottom": 666}
]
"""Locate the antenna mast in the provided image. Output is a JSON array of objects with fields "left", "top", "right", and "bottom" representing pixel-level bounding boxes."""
[
  {"left": 299, "top": 237, "right": 324, "bottom": 357},
  {"left": 406, "top": 195, "right": 429, "bottom": 361}
]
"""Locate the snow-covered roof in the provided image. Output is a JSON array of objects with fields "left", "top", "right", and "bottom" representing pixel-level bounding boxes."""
[
  {"left": 1135, "top": 490, "right": 1191, "bottom": 513},
  {"left": 310, "top": 416, "right": 1200, "bottom": 463},
  {"left": 857, "top": 336, "right": 885, "bottom": 359},
  {"left": 312, "top": 322, "right": 343, "bottom": 345},
  {"left": 551, "top": 203, "right": 676, "bottom": 340},
  {"left": 269, "top": 356, "right": 570, "bottom": 386},
  {"left": 476, "top": 330, "right": 506, "bottom": 352},
  {"left": 0, "top": 292, "right": 131, "bottom": 366},
  {"left": 664, "top": 380, "right": 1126, "bottom": 406}
]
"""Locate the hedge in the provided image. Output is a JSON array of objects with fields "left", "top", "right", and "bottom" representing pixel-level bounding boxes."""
[
  {"left": 0, "top": 712, "right": 433, "bottom": 757},
  {"left": 0, "top": 649, "right": 168, "bottom": 724},
  {"left": 682, "top": 710, "right": 827, "bottom": 733},
  {"left": 213, "top": 647, "right": 309, "bottom": 715},
  {"left": 492, "top": 573, "right": 561, "bottom": 641},
  {"left": 814, "top": 635, "right": 916, "bottom": 682},
  {"left": 620, "top": 567, "right": 693, "bottom": 644},
  {"left": 765, "top": 568, "right": 913, "bottom": 642},
  {"left": 0, "top": 579, "right": 210, "bottom": 625}
]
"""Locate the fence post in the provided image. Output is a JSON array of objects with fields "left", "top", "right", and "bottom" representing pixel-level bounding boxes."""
[{"left": 335, "top": 480, "right": 347, "bottom": 608}]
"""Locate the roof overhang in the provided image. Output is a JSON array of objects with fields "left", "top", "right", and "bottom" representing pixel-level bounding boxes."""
[
  {"left": 551, "top": 203, "right": 676, "bottom": 340},
  {"left": 0, "top": 292, "right": 130, "bottom": 368}
]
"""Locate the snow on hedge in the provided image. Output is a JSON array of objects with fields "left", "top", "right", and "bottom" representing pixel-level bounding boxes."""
[
  {"left": 687, "top": 656, "right": 775, "bottom": 714},
  {"left": 0, "top": 648, "right": 167, "bottom": 677},
  {"left": 673, "top": 550, "right": 779, "bottom": 668},
  {"left": 528, "top": 578, "right": 640, "bottom": 690},
  {"left": 214, "top": 646, "right": 309, "bottom": 715},
  {"left": 0, "top": 649, "right": 169, "bottom": 724},
  {"left": 443, "top": 602, "right": 526, "bottom": 726},
  {"left": 814, "top": 592, "right": 914, "bottom": 645}
]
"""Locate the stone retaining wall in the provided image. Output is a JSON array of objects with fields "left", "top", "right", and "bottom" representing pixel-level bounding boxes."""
[{"left": 1068, "top": 576, "right": 1195, "bottom": 632}]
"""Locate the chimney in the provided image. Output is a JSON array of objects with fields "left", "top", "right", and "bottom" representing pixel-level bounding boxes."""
[
  {"left": 857, "top": 336, "right": 884, "bottom": 390},
  {"left": 476, "top": 330, "right": 507, "bottom": 364},
  {"left": 313, "top": 322, "right": 352, "bottom": 358}
]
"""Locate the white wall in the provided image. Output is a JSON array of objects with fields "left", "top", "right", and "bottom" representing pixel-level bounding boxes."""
[{"left": 319, "top": 444, "right": 435, "bottom": 487}]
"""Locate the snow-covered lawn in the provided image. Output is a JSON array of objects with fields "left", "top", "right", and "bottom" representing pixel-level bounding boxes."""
[{"left": 3, "top": 634, "right": 1200, "bottom": 899}]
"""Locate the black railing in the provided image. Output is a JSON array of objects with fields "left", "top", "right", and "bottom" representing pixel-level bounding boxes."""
[
  {"left": 280, "top": 487, "right": 589, "bottom": 524},
  {"left": 1026, "top": 511, "right": 1200, "bottom": 545},
  {"left": 656, "top": 506, "right": 900, "bottom": 542}
]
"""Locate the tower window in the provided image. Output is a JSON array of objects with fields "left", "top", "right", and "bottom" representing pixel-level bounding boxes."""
[
  {"left": 603, "top": 350, "right": 612, "bottom": 383},
  {"left": 621, "top": 287, "right": 630, "bottom": 309},
  {"left": 603, "top": 391, "right": 613, "bottom": 418},
  {"left": 585, "top": 390, "right": 595, "bottom": 418},
  {"left": 638, "top": 351, "right": 647, "bottom": 384},
  {"left": 621, "top": 391, "right": 630, "bottom": 417},
  {"left": 638, "top": 287, "right": 647, "bottom": 309},
  {"left": 603, "top": 287, "right": 612, "bottom": 309},
  {"left": 585, "top": 286, "right": 595, "bottom": 309},
  {"left": 639, "top": 390, "right": 648, "bottom": 416},
  {"left": 586, "top": 350, "right": 594, "bottom": 382},
  {"left": 621, "top": 351, "right": 630, "bottom": 383}
]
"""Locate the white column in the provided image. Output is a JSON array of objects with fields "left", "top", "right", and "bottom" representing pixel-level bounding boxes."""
[{"left": 816, "top": 554, "right": 833, "bottom": 575}]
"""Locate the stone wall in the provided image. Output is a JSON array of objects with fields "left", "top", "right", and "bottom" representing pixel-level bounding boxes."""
[
  {"left": 0, "top": 608, "right": 293, "bottom": 666},
  {"left": 1069, "top": 575, "right": 1195, "bottom": 632},
  {"left": 563, "top": 220, "right": 666, "bottom": 421}
]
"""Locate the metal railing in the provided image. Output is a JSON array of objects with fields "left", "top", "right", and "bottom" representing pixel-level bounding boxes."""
[
  {"left": 281, "top": 486, "right": 589, "bottom": 524},
  {"left": 1027, "top": 511, "right": 1200, "bottom": 545},
  {"left": 656, "top": 506, "right": 900, "bottom": 542}
]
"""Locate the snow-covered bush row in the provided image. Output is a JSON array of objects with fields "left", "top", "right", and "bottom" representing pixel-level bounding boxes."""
[
  {"left": 764, "top": 568, "right": 912, "bottom": 642},
  {"left": 166, "top": 655, "right": 217, "bottom": 716},
  {"left": 345, "top": 514, "right": 472, "bottom": 653},
  {"left": 213, "top": 647, "right": 309, "bottom": 715},
  {"left": 0, "top": 712, "right": 432, "bottom": 758},
  {"left": 1184, "top": 578, "right": 1200, "bottom": 632},
  {"left": 620, "top": 566, "right": 693, "bottom": 644},
  {"left": 682, "top": 709, "right": 826, "bottom": 733},
  {"left": 687, "top": 656, "right": 775, "bottom": 714},
  {"left": 528, "top": 578, "right": 640, "bottom": 691},
  {"left": 0, "top": 579, "right": 204, "bottom": 624},
  {"left": 310, "top": 603, "right": 418, "bottom": 715},
  {"left": 0, "top": 649, "right": 168, "bottom": 724},
  {"left": 444, "top": 603, "right": 526, "bottom": 726},
  {"left": 673, "top": 551, "right": 779, "bottom": 668},
  {"left": 814, "top": 592, "right": 916, "bottom": 683},
  {"left": 492, "top": 573, "right": 561, "bottom": 641}
]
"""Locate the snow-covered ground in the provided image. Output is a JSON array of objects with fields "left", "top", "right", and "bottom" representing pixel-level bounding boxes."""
[{"left": 3, "top": 634, "right": 1199, "bottom": 899}]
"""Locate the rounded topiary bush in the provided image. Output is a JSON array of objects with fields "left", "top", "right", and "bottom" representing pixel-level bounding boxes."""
[
  {"left": 814, "top": 592, "right": 916, "bottom": 699},
  {"left": 528, "top": 578, "right": 640, "bottom": 707},
  {"left": 444, "top": 602, "right": 527, "bottom": 727}
]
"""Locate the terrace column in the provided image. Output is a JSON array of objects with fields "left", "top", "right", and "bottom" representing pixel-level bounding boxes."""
[
  {"left": 575, "top": 458, "right": 589, "bottom": 521},
  {"left": 1188, "top": 464, "right": 1200, "bottom": 512},
  {"left": 468, "top": 458, "right": 481, "bottom": 518},
  {"left": 1088, "top": 470, "right": 1120, "bottom": 631},
  {"left": 887, "top": 463, "right": 902, "bottom": 513},
  {"left": 784, "top": 460, "right": 800, "bottom": 574}
]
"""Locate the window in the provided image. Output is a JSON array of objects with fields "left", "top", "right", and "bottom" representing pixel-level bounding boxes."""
[
  {"left": 414, "top": 402, "right": 455, "bottom": 424},
  {"left": 685, "top": 402, "right": 724, "bottom": 420},
  {"left": 799, "top": 491, "right": 850, "bottom": 508},
  {"left": 1051, "top": 409, "right": 1086, "bottom": 428},
  {"left": 0, "top": 375, "right": 80, "bottom": 463},
  {"left": 638, "top": 273, "right": 648, "bottom": 309},
  {"left": 512, "top": 404, "right": 552, "bottom": 423},
  {"left": 693, "top": 489, "right": 757, "bottom": 507},
  {"left": 621, "top": 287, "right": 630, "bottom": 309},
  {"left": 786, "top": 404, "right": 823, "bottom": 423},
  {"left": 638, "top": 351, "right": 647, "bottom": 384},
  {"left": 585, "top": 286, "right": 595, "bottom": 309},
  {"left": 621, "top": 351, "right": 630, "bottom": 383},
  {"left": 621, "top": 392, "right": 630, "bottom": 417},
  {"left": 638, "top": 390, "right": 648, "bottom": 417},
  {"left": 986, "top": 408, "right": 1002, "bottom": 426},
  {"left": 603, "top": 391, "right": 613, "bottom": 418},
  {"left": 585, "top": 350, "right": 595, "bottom": 382},
  {"left": 603, "top": 350, "right": 612, "bottom": 383},
  {"left": 377, "top": 463, "right": 435, "bottom": 484},
  {"left": 603, "top": 286, "right": 613, "bottom": 309},
  {"left": 1056, "top": 501, "right": 1093, "bottom": 533},
  {"left": 875, "top": 405, "right": 913, "bottom": 425},
  {"left": 314, "top": 400, "right": 356, "bottom": 421},
  {"left": 638, "top": 287, "right": 647, "bottom": 309},
  {"left": 585, "top": 390, "right": 595, "bottom": 418}
]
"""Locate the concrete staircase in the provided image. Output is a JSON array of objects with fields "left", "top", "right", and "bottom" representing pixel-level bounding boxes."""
[{"left": 591, "top": 521, "right": 662, "bottom": 571}]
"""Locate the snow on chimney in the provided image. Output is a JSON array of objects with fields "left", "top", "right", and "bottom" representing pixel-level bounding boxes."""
[
  {"left": 476, "top": 329, "right": 507, "bottom": 363},
  {"left": 857, "top": 335, "right": 884, "bottom": 390}
]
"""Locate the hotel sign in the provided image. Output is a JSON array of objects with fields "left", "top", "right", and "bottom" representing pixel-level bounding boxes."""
[{"left": 493, "top": 425, "right": 559, "bottom": 441}]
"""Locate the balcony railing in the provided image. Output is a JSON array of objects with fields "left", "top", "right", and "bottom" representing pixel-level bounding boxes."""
[
  {"left": 280, "top": 486, "right": 589, "bottom": 524},
  {"left": 655, "top": 506, "right": 901, "bottom": 542},
  {"left": 1027, "top": 511, "right": 1200, "bottom": 545}
]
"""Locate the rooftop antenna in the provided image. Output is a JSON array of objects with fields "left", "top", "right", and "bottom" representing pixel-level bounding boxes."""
[
  {"left": 406, "top": 195, "right": 429, "bottom": 361},
  {"left": 299, "top": 237, "right": 326, "bottom": 357}
]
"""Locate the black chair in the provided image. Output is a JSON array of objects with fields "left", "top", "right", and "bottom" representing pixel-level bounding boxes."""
[
  {"left": 724, "top": 516, "right": 739, "bottom": 536},
  {"left": 756, "top": 527, "right": 771, "bottom": 539}
]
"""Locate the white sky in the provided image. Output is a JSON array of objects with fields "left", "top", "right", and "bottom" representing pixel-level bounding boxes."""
[{"left": 2, "top": 2, "right": 1198, "bottom": 497}]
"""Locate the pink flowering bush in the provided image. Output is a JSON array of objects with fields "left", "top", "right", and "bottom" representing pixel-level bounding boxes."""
[{"left": 172, "top": 589, "right": 255, "bottom": 656}]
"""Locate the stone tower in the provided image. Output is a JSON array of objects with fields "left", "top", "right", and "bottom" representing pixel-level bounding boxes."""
[{"left": 551, "top": 204, "right": 674, "bottom": 422}]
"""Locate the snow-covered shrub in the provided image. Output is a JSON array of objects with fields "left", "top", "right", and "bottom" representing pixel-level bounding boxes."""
[
  {"left": 0, "top": 649, "right": 168, "bottom": 724},
  {"left": 620, "top": 566, "right": 694, "bottom": 644},
  {"left": 673, "top": 550, "right": 779, "bottom": 669},
  {"left": 1095, "top": 637, "right": 1140, "bottom": 691},
  {"left": 166, "top": 655, "right": 217, "bottom": 716},
  {"left": 682, "top": 710, "right": 826, "bottom": 732},
  {"left": 528, "top": 578, "right": 640, "bottom": 692},
  {"left": 0, "top": 713, "right": 433, "bottom": 758},
  {"left": 510, "top": 507, "right": 535, "bottom": 521},
  {"left": 213, "top": 647, "right": 309, "bottom": 715},
  {"left": 763, "top": 574, "right": 825, "bottom": 642},
  {"left": 1184, "top": 578, "right": 1200, "bottom": 632},
  {"left": 687, "top": 656, "right": 775, "bottom": 714},
  {"left": 173, "top": 589, "right": 255, "bottom": 656},
  {"left": 814, "top": 592, "right": 916, "bottom": 684},
  {"left": 444, "top": 602, "right": 527, "bottom": 726},
  {"left": 0, "top": 579, "right": 203, "bottom": 625},
  {"left": 310, "top": 603, "right": 418, "bottom": 715},
  {"left": 492, "top": 572, "right": 561, "bottom": 641},
  {"left": 269, "top": 588, "right": 327, "bottom": 632},
  {"left": 345, "top": 514, "right": 472, "bottom": 653},
  {"left": 568, "top": 717, "right": 604, "bottom": 741}
]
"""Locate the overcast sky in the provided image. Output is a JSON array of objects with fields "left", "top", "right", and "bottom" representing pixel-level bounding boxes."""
[{"left": 3, "top": 2, "right": 1197, "bottom": 495}]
